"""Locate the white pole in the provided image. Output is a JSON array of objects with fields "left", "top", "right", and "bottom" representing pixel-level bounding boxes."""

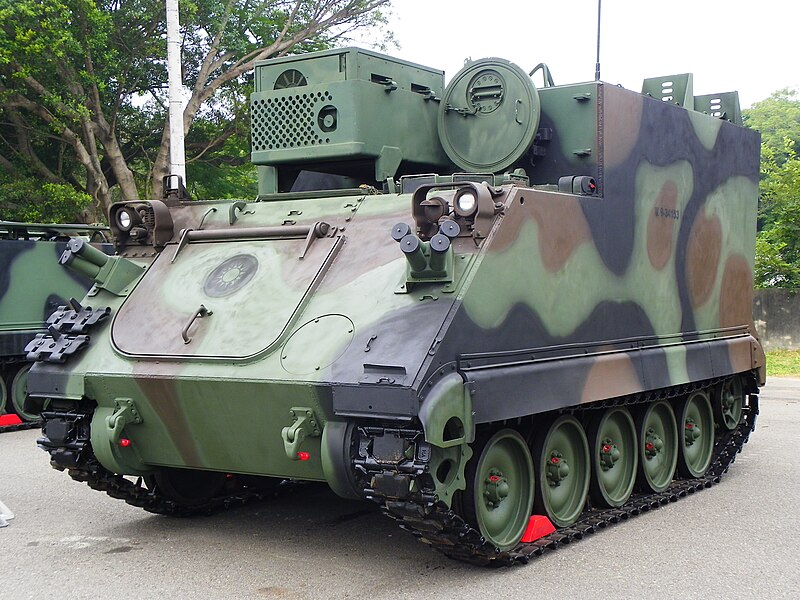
[{"left": 166, "top": 0, "right": 186, "bottom": 184}]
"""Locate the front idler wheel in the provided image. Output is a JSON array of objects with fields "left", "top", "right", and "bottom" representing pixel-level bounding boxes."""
[
  {"left": 462, "top": 428, "right": 534, "bottom": 551},
  {"left": 0, "top": 372, "right": 7, "bottom": 415},
  {"left": 713, "top": 376, "right": 744, "bottom": 431},
  {"left": 675, "top": 391, "right": 715, "bottom": 478},
  {"left": 588, "top": 407, "right": 638, "bottom": 508},
  {"left": 9, "top": 364, "right": 36, "bottom": 421},
  {"left": 635, "top": 401, "right": 678, "bottom": 492},
  {"left": 533, "top": 415, "right": 590, "bottom": 527},
  {"left": 151, "top": 468, "right": 227, "bottom": 507}
]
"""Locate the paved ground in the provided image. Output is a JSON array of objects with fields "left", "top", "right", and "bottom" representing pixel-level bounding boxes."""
[{"left": 1, "top": 378, "right": 799, "bottom": 600}]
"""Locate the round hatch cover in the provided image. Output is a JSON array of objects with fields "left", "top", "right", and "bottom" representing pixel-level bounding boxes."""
[
  {"left": 281, "top": 315, "right": 355, "bottom": 375},
  {"left": 203, "top": 254, "right": 259, "bottom": 297},
  {"left": 438, "top": 58, "right": 540, "bottom": 173}
]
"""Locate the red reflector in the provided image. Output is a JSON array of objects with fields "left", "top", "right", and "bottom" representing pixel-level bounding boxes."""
[
  {"left": 297, "top": 451, "right": 311, "bottom": 461},
  {"left": 118, "top": 438, "right": 131, "bottom": 447}
]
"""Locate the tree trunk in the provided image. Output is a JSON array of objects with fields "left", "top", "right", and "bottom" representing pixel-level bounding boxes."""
[
  {"left": 99, "top": 130, "right": 139, "bottom": 202},
  {"left": 83, "top": 177, "right": 104, "bottom": 224},
  {"left": 151, "top": 126, "right": 171, "bottom": 199}
]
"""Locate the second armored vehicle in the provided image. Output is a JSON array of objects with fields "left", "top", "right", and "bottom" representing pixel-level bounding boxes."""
[{"left": 0, "top": 220, "right": 110, "bottom": 425}]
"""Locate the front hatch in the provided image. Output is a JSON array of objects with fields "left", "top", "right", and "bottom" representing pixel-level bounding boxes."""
[{"left": 112, "top": 231, "right": 341, "bottom": 359}]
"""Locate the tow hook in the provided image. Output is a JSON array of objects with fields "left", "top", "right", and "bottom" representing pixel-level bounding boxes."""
[
  {"left": 281, "top": 407, "right": 321, "bottom": 460},
  {"left": 106, "top": 398, "right": 142, "bottom": 444}
]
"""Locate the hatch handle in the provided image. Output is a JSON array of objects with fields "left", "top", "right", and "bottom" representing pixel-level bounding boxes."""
[
  {"left": 181, "top": 304, "right": 213, "bottom": 344},
  {"left": 170, "top": 222, "right": 332, "bottom": 263},
  {"left": 198, "top": 207, "right": 217, "bottom": 230},
  {"left": 171, "top": 228, "right": 193, "bottom": 263},
  {"left": 299, "top": 221, "right": 331, "bottom": 259},
  {"left": 229, "top": 201, "right": 255, "bottom": 225}
]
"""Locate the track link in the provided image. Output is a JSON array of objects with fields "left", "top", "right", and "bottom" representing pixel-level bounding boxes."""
[
  {"left": 381, "top": 386, "right": 758, "bottom": 566},
  {"left": 0, "top": 419, "right": 42, "bottom": 434},
  {"left": 58, "top": 456, "right": 295, "bottom": 518}
]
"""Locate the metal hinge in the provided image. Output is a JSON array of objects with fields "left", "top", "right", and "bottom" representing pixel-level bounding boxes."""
[
  {"left": 281, "top": 407, "right": 321, "bottom": 460},
  {"left": 105, "top": 398, "right": 142, "bottom": 444}
]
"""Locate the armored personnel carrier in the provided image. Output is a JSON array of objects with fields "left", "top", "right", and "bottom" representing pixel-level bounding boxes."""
[
  {"left": 0, "top": 221, "right": 110, "bottom": 428},
  {"left": 27, "top": 48, "right": 762, "bottom": 564}
]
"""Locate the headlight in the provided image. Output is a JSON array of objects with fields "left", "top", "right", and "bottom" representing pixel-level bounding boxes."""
[
  {"left": 453, "top": 189, "right": 478, "bottom": 217},
  {"left": 114, "top": 206, "right": 140, "bottom": 232}
]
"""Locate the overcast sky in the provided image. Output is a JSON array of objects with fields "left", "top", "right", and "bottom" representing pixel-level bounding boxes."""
[{"left": 387, "top": 0, "right": 796, "bottom": 108}]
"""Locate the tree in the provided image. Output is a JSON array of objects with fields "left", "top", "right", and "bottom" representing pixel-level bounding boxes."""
[
  {"left": 743, "top": 89, "right": 800, "bottom": 166},
  {"left": 0, "top": 0, "right": 392, "bottom": 220},
  {"left": 0, "top": 174, "right": 92, "bottom": 222},
  {"left": 744, "top": 93, "right": 800, "bottom": 287}
]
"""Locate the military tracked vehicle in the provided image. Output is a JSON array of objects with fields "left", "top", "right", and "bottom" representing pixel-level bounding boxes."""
[
  {"left": 27, "top": 48, "right": 763, "bottom": 564},
  {"left": 0, "top": 221, "right": 110, "bottom": 428}
]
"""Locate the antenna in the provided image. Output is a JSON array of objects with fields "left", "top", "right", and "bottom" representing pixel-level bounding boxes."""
[{"left": 595, "top": 0, "right": 602, "bottom": 81}]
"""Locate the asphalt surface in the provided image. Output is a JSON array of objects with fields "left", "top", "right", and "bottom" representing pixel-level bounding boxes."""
[{"left": 1, "top": 378, "right": 799, "bottom": 600}]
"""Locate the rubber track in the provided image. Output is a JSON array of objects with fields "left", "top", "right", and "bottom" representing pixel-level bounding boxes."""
[
  {"left": 381, "top": 387, "right": 759, "bottom": 566},
  {"left": 61, "top": 457, "right": 296, "bottom": 517}
]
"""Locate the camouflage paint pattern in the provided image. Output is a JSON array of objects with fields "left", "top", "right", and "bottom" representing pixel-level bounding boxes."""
[
  {"left": 0, "top": 221, "right": 110, "bottom": 415},
  {"left": 26, "top": 55, "right": 763, "bottom": 501}
]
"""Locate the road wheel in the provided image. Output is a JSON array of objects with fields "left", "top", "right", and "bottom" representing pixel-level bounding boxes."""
[
  {"left": 675, "top": 391, "right": 715, "bottom": 478},
  {"left": 462, "top": 428, "right": 534, "bottom": 551},
  {"left": 533, "top": 415, "right": 590, "bottom": 527},
  {"left": 9, "top": 364, "right": 37, "bottom": 421},
  {"left": 588, "top": 407, "right": 638, "bottom": 508},
  {"left": 713, "top": 376, "right": 744, "bottom": 431},
  {"left": 635, "top": 401, "right": 678, "bottom": 492},
  {"left": 0, "top": 371, "right": 7, "bottom": 415},
  {"left": 151, "top": 468, "right": 227, "bottom": 507}
]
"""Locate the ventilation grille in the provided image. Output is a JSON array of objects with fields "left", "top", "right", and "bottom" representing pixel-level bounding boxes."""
[{"left": 251, "top": 91, "right": 334, "bottom": 151}]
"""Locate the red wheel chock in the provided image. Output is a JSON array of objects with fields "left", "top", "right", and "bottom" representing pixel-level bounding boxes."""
[
  {"left": 0, "top": 414, "right": 23, "bottom": 427},
  {"left": 520, "top": 515, "right": 556, "bottom": 542}
]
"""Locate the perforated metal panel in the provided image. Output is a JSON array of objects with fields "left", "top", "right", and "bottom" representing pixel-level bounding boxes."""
[
  {"left": 250, "top": 48, "right": 451, "bottom": 180},
  {"left": 251, "top": 91, "right": 334, "bottom": 151}
]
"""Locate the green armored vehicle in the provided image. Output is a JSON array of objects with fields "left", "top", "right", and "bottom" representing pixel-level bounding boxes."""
[
  {"left": 27, "top": 48, "right": 763, "bottom": 564},
  {"left": 0, "top": 221, "right": 110, "bottom": 423}
]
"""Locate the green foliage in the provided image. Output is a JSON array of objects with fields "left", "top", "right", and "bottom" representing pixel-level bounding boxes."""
[
  {"left": 755, "top": 232, "right": 800, "bottom": 288},
  {"left": 0, "top": 0, "right": 114, "bottom": 118},
  {"left": 744, "top": 91, "right": 800, "bottom": 288},
  {"left": 743, "top": 89, "right": 800, "bottom": 165},
  {"left": 185, "top": 123, "right": 258, "bottom": 200},
  {"left": 0, "top": 175, "right": 91, "bottom": 222},
  {"left": 1, "top": 0, "right": 393, "bottom": 217},
  {"left": 765, "top": 349, "right": 800, "bottom": 377}
]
